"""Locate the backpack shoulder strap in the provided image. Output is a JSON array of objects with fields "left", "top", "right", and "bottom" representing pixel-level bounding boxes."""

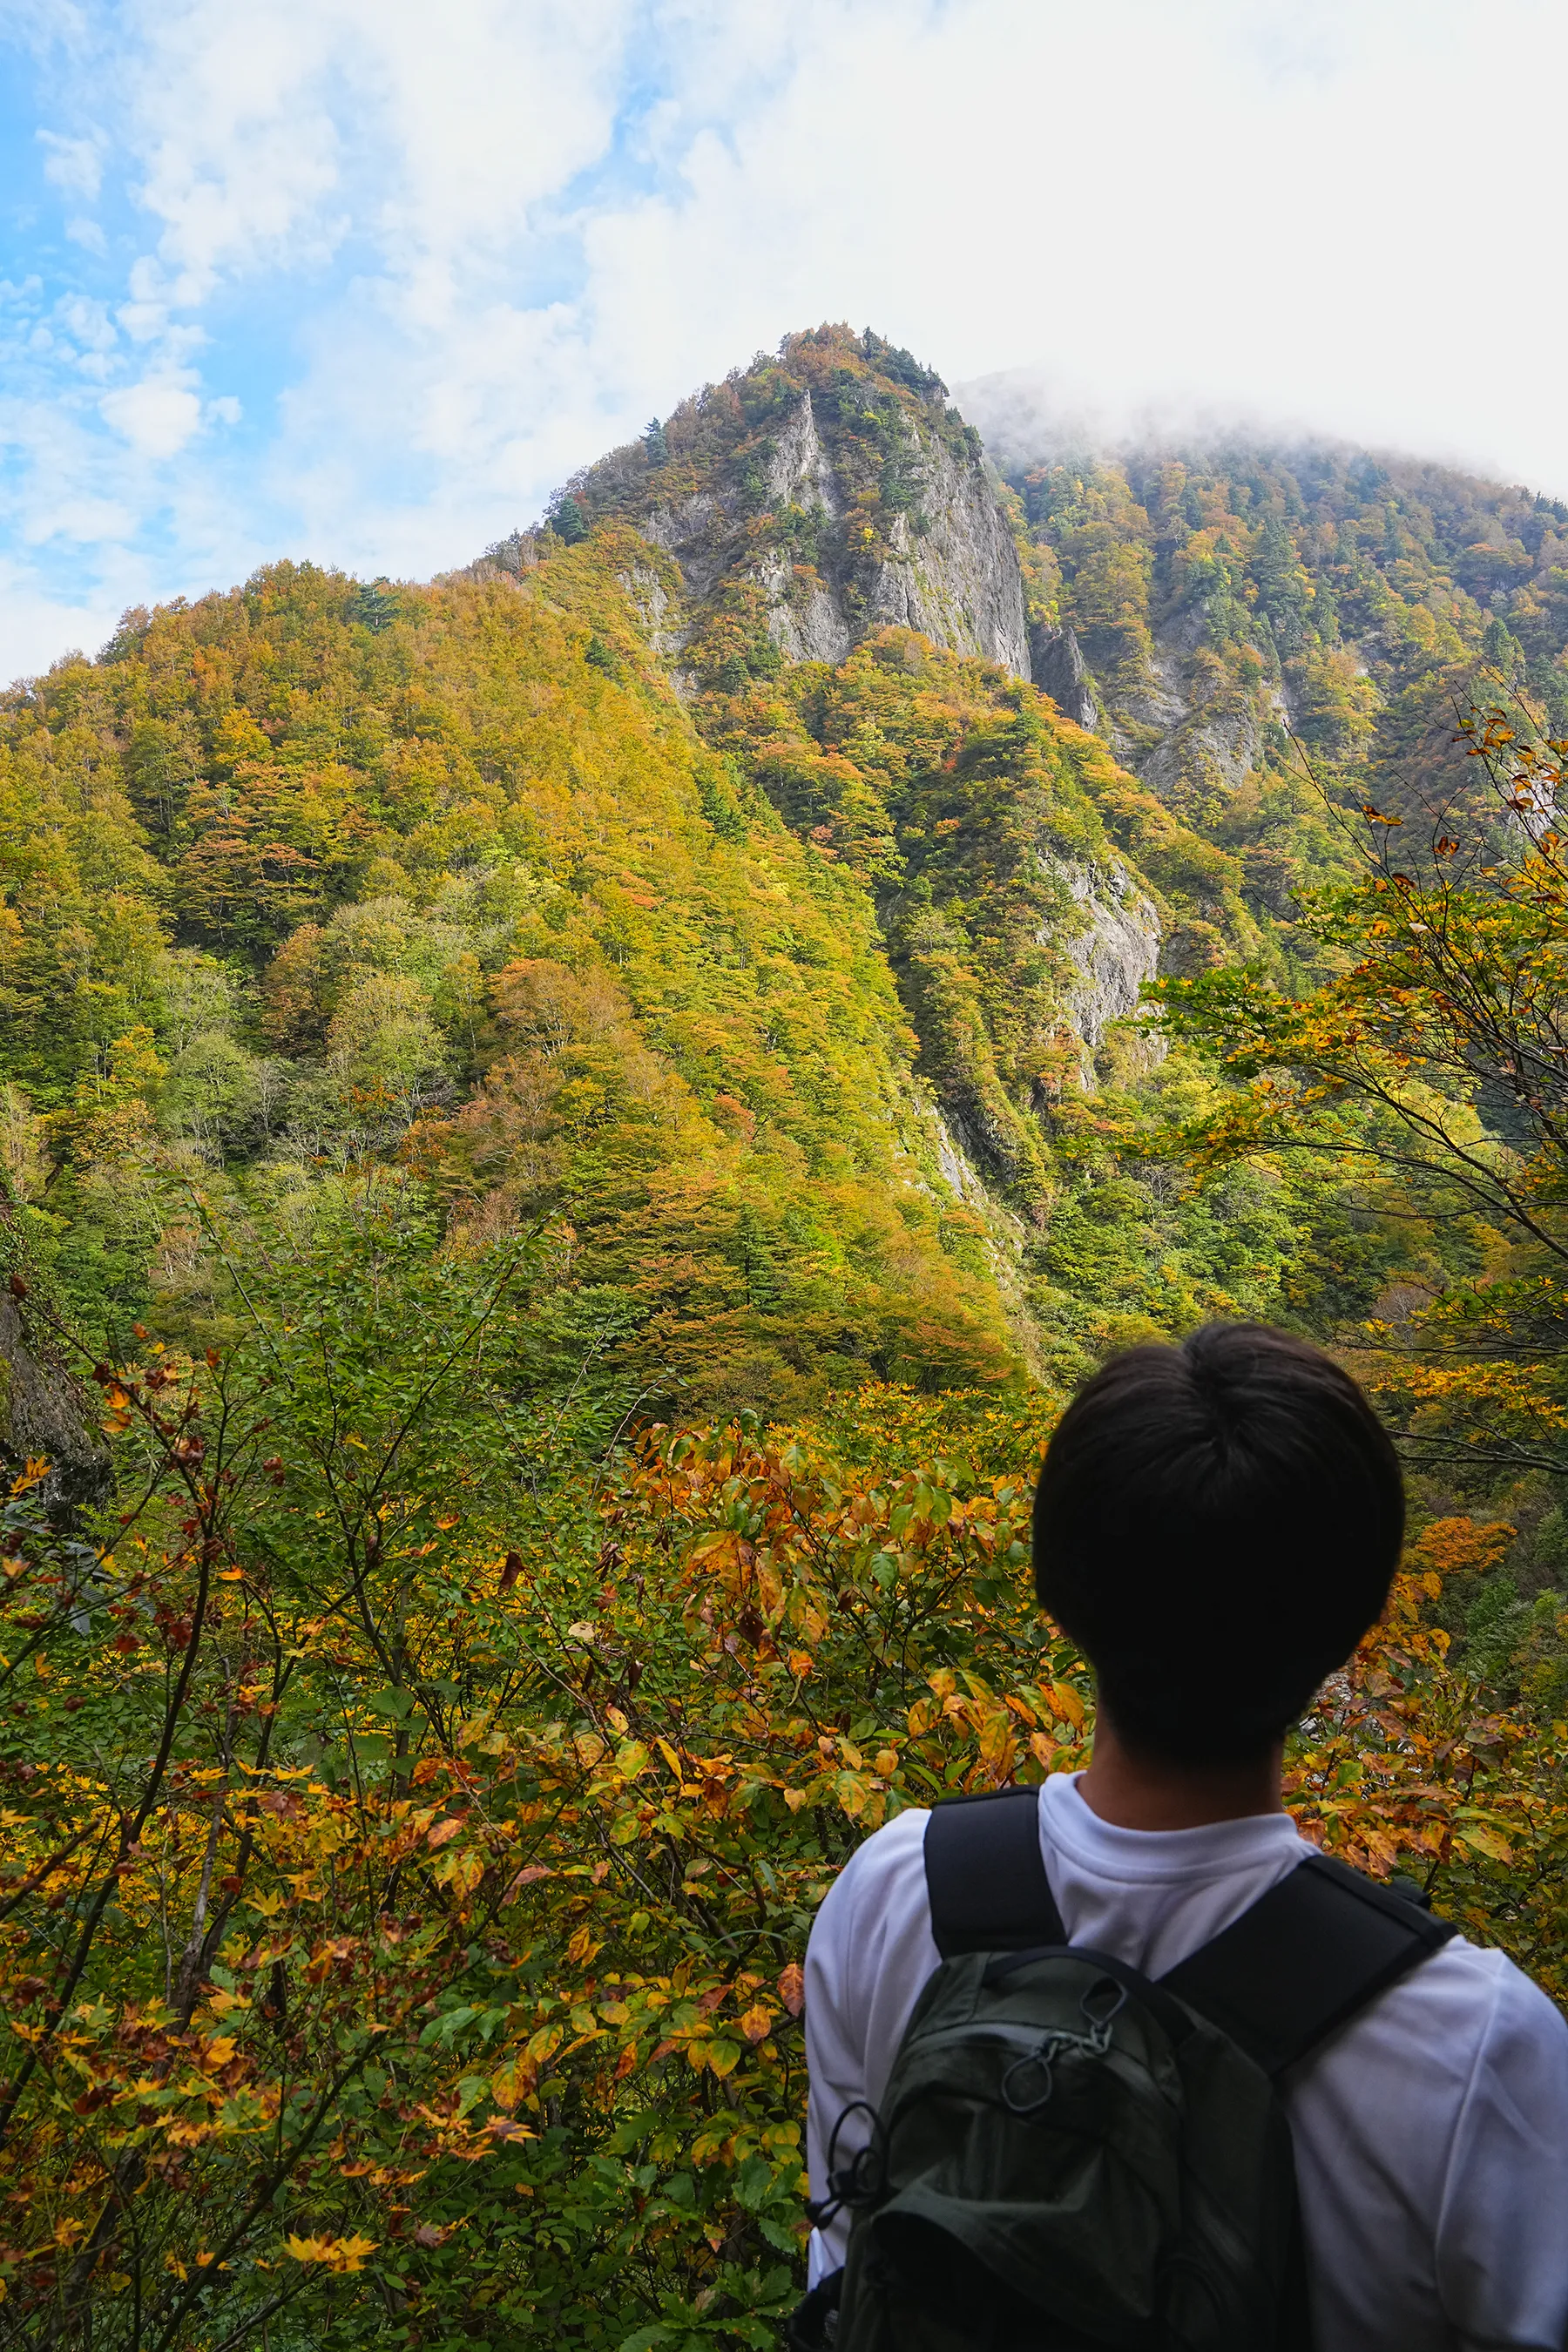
[
  {"left": 1162, "top": 1850, "right": 1457, "bottom": 2077},
  {"left": 923, "top": 1786, "right": 1066, "bottom": 1959}
]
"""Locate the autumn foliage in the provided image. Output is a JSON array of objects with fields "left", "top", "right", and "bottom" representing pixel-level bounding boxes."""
[
  {"left": 2, "top": 1193, "right": 1565, "bottom": 2348},
  {"left": 5, "top": 332, "right": 1568, "bottom": 2345}
]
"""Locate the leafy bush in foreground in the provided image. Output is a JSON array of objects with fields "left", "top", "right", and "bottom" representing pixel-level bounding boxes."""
[{"left": 0, "top": 1196, "right": 1563, "bottom": 2348}]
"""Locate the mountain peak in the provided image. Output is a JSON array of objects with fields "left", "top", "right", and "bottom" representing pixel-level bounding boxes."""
[{"left": 480, "top": 325, "right": 1031, "bottom": 687}]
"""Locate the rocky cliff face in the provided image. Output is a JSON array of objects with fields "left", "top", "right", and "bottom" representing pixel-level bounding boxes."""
[
  {"left": 0, "top": 1289, "right": 109, "bottom": 1514},
  {"left": 645, "top": 384, "right": 1031, "bottom": 677},
  {"left": 1029, "top": 623, "right": 1098, "bottom": 732},
  {"left": 490, "top": 328, "right": 1031, "bottom": 689},
  {"left": 638, "top": 386, "right": 1031, "bottom": 678},
  {"left": 1094, "top": 599, "right": 1291, "bottom": 812},
  {"left": 471, "top": 328, "right": 1189, "bottom": 1281},
  {"left": 1052, "top": 856, "right": 1163, "bottom": 1052}
]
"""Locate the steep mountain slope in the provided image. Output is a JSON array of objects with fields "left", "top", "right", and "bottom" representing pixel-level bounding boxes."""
[
  {"left": 463, "top": 330, "right": 1333, "bottom": 1362},
  {"left": 13, "top": 322, "right": 1537, "bottom": 1423},
  {"left": 483, "top": 327, "right": 1030, "bottom": 684},
  {"left": 0, "top": 548, "right": 1025, "bottom": 1415},
  {"left": 476, "top": 330, "right": 1267, "bottom": 1163},
  {"left": 959, "top": 382, "right": 1568, "bottom": 948}
]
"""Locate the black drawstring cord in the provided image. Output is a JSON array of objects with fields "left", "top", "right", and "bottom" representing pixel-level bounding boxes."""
[{"left": 805, "top": 2099, "right": 885, "bottom": 2229}]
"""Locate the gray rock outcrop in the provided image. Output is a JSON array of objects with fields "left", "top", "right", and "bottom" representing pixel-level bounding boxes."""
[
  {"left": 1050, "top": 857, "right": 1163, "bottom": 1051},
  {"left": 0, "top": 1288, "right": 111, "bottom": 1515},
  {"left": 638, "top": 389, "right": 1031, "bottom": 681},
  {"left": 866, "top": 437, "right": 1031, "bottom": 677},
  {"left": 1029, "top": 623, "right": 1098, "bottom": 731}
]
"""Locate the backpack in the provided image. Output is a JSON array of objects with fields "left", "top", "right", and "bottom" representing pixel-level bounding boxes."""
[{"left": 790, "top": 1785, "right": 1455, "bottom": 2352}]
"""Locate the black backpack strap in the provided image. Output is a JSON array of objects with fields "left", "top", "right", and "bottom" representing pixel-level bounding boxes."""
[
  {"left": 1163, "top": 1850, "right": 1457, "bottom": 2077},
  {"left": 923, "top": 1787, "right": 1065, "bottom": 1959}
]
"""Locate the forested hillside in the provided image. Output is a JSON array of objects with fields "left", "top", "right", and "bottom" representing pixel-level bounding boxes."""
[{"left": 3, "top": 326, "right": 1567, "bottom": 2348}]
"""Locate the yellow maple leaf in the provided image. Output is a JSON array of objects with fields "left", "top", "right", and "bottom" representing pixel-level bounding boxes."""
[{"left": 326, "top": 2234, "right": 378, "bottom": 2274}]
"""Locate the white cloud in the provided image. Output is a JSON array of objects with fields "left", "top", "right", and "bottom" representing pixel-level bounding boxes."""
[
  {"left": 55, "top": 293, "right": 117, "bottom": 352},
  {"left": 7, "top": 0, "right": 1568, "bottom": 682},
  {"left": 25, "top": 493, "right": 134, "bottom": 544},
  {"left": 0, "top": 553, "right": 123, "bottom": 679},
  {"left": 38, "top": 127, "right": 102, "bottom": 198},
  {"left": 99, "top": 373, "right": 203, "bottom": 457}
]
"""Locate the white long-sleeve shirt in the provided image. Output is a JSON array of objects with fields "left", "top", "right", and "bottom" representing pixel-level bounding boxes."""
[{"left": 804, "top": 1774, "right": 1568, "bottom": 2350}]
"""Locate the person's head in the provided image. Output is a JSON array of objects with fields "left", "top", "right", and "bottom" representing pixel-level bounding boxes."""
[{"left": 1031, "top": 1321, "right": 1403, "bottom": 1764}]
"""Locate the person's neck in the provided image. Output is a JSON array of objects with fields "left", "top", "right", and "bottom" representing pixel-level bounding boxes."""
[{"left": 1078, "top": 1709, "right": 1285, "bottom": 1832}]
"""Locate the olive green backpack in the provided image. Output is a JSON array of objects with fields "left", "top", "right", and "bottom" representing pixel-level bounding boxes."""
[{"left": 792, "top": 1787, "right": 1453, "bottom": 2352}]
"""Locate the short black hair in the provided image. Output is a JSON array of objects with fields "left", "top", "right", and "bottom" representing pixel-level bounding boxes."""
[{"left": 1032, "top": 1321, "right": 1403, "bottom": 1763}]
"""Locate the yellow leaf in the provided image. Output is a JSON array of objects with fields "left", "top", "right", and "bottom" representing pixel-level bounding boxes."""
[
  {"left": 287, "top": 2233, "right": 378, "bottom": 2274},
  {"left": 1456, "top": 1822, "right": 1513, "bottom": 1863},
  {"left": 326, "top": 2234, "right": 378, "bottom": 2274},
  {"left": 1048, "top": 1681, "right": 1085, "bottom": 1730},
  {"left": 434, "top": 1848, "right": 483, "bottom": 1896},
  {"left": 490, "top": 2058, "right": 526, "bottom": 2109}
]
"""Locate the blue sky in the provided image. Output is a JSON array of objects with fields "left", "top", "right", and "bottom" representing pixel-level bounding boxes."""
[{"left": 3, "top": 0, "right": 1566, "bottom": 680}]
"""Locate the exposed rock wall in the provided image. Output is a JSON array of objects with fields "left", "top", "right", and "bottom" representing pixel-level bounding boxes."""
[
  {"left": 632, "top": 389, "right": 1031, "bottom": 681},
  {"left": 0, "top": 1289, "right": 110, "bottom": 1514},
  {"left": 1029, "top": 622, "right": 1098, "bottom": 731},
  {"left": 1051, "top": 857, "right": 1163, "bottom": 1051},
  {"left": 860, "top": 422, "right": 1030, "bottom": 675}
]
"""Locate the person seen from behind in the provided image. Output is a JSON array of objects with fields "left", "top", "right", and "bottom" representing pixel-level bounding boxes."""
[{"left": 799, "top": 1322, "right": 1568, "bottom": 2350}]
